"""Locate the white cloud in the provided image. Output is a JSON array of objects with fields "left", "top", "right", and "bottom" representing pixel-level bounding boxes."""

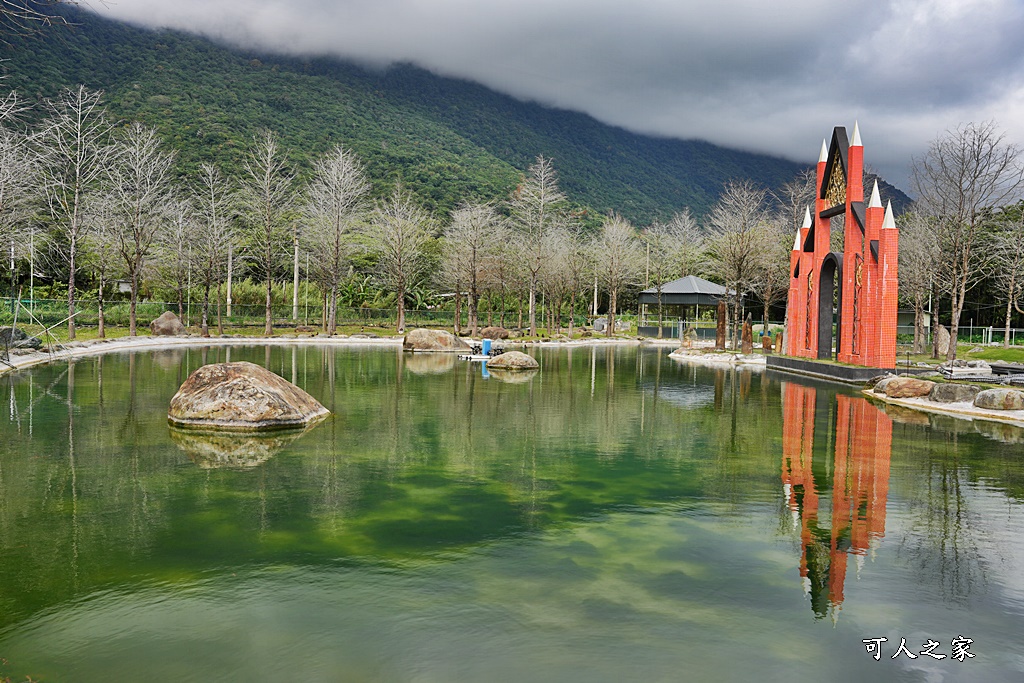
[{"left": 98, "top": 0, "right": 1024, "bottom": 188}]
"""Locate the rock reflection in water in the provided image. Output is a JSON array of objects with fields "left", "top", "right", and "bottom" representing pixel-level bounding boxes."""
[
  {"left": 974, "top": 419, "right": 1024, "bottom": 444},
  {"left": 168, "top": 426, "right": 307, "bottom": 468},
  {"left": 486, "top": 367, "right": 539, "bottom": 383},
  {"left": 403, "top": 352, "right": 456, "bottom": 375}
]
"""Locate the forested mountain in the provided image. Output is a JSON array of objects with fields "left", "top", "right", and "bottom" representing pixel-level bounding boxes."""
[{"left": 3, "top": 6, "right": 908, "bottom": 223}]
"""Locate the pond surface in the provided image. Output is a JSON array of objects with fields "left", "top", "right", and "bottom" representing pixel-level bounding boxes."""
[{"left": 1, "top": 345, "right": 1023, "bottom": 682}]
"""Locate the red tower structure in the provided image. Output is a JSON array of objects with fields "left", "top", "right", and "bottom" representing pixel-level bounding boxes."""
[{"left": 785, "top": 124, "right": 899, "bottom": 368}]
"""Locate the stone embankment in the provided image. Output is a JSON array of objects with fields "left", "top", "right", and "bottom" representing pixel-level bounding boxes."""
[{"left": 867, "top": 373, "right": 1024, "bottom": 427}]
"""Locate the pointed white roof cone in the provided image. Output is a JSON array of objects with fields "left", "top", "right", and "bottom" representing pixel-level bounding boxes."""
[
  {"left": 868, "top": 180, "right": 882, "bottom": 208},
  {"left": 852, "top": 120, "right": 862, "bottom": 146},
  {"left": 793, "top": 228, "right": 801, "bottom": 251},
  {"left": 882, "top": 201, "right": 895, "bottom": 228},
  {"left": 819, "top": 139, "right": 828, "bottom": 162},
  {"left": 802, "top": 206, "right": 812, "bottom": 228}
]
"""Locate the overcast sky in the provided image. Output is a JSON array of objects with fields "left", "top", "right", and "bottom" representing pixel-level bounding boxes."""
[{"left": 99, "top": 0, "right": 1024, "bottom": 190}]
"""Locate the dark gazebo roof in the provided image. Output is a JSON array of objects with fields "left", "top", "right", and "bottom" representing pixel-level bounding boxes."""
[{"left": 638, "top": 275, "right": 727, "bottom": 306}]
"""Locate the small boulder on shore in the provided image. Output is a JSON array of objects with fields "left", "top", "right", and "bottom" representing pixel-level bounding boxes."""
[
  {"left": 929, "top": 383, "right": 981, "bottom": 404},
  {"left": 486, "top": 351, "right": 539, "bottom": 370},
  {"left": 974, "top": 389, "right": 1024, "bottom": 411},
  {"left": 0, "top": 326, "right": 42, "bottom": 349},
  {"left": 150, "top": 311, "right": 186, "bottom": 336},
  {"left": 880, "top": 377, "right": 935, "bottom": 398},
  {"left": 168, "top": 361, "right": 329, "bottom": 430},
  {"left": 479, "top": 326, "right": 510, "bottom": 340},
  {"left": 402, "top": 328, "right": 470, "bottom": 352}
]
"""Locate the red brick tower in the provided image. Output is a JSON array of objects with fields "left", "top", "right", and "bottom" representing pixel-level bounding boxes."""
[{"left": 785, "top": 124, "right": 898, "bottom": 369}]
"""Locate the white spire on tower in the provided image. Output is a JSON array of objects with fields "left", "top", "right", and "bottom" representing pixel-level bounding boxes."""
[
  {"left": 868, "top": 180, "right": 881, "bottom": 208},
  {"left": 852, "top": 120, "right": 862, "bottom": 146},
  {"left": 882, "top": 201, "right": 896, "bottom": 229},
  {"left": 802, "top": 206, "right": 812, "bottom": 228},
  {"left": 819, "top": 139, "right": 828, "bottom": 163}
]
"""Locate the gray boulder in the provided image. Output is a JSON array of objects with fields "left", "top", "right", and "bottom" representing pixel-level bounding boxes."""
[
  {"left": 479, "top": 326, "right": 510, "bottom": 340},
  {"left": 486, "top": 351, "right": 539, "bottom": 370},
  {"left": 168, "top": 361, "right": 330, "bottom": 430},
  {"left": 882, "top": 377, "right": 935, "bottom": 398},
  {"left": 974, "top": 389, "right": 1024, "bottom": 411},
  {"left": 0, "top": 326, "right": 42, "bottom": 349},
  {"left": 936, "top": 325, "right": 951, "bottom": 356},
  {"left": 929, "top": 383, "right": 981, "bottom": 404},
  {"left": 150, "top": 311, "right": 186, "bottom": 336},
  {"left": 402, "top": 328, "right": 471, "bottom": 352}
]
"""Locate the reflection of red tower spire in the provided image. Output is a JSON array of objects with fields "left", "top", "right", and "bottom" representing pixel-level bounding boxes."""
[{"left": 781, "top": 383, "right": 893, "bottom": 620}]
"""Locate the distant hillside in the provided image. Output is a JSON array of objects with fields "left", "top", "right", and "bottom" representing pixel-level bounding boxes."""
[{"left": 3, "top": 7, "right": 909, "bottom": 223}]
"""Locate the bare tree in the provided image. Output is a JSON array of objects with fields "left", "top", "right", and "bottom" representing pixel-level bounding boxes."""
[
  {"left": 595, "top": 214, "right": 643, "bottom": 337},
  {"left": 509, "top": 155, "right": 566, "bottom": 337},
  {"left": 643, "top": 208, "right": 703, "bottom": 336},
  {"left": 303, "top": 145, "right": 369, "bottom": 334},
  {"left": 0, "top": 122, "right": 36, "bottom": 295},
  {"left": 80, "top": 193, "right": 119, "bottom": 337},
  {"left": 707, "top": 180, "right": 770, "bottom": 348},
  {"left": 992, "top": 203, "right": 1024, "bottom": 348},
  {"left": 913, "top": 121, "right": 1024, "bottom": 359},
  {"left": 0, "top": 0, "right": 74, "bottom": 40},
  {"left": 561, "top": 219, "right": 590, "bottom": 337},
  {"left": 752, "top": 213, "right": 792, "bottom": 332},
  {"left": 898, "top": 210, "right": 942, "bottom": 353},
  {"left": 774, "top": 168, "right": 816, "bottom": 234},
  {"left": 35, "top": 85, "right": 112, "bottom": 339},
  {"left": 441, "top": 202, "right": 503, "bottom": 337},
  {"left": 240, "top": 130, "right": 295, "bottom": 336},
  {"left": 106, "top": 122, "right": 176, "bottom": 336},
  {"left": 192, "top": 163, "right": 235, "bottom": 336},
  {"left": 367, "top": 184, "right": 433, "bottom": 333},
  {"left": 154, "top": 199, "right": 196, "bottom": 323}
]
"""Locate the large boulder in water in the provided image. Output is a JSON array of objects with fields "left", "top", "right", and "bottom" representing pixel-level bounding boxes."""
[
  {"left": 402, "top": 328, "right": 470, "bottom": 352},
  {"left": 486, "top": 351, "right": 539, "bottom": 370},
  {"left": 150, "top": 311, "right": 186, "bottom": 336},
  {"left": 168, "top": 361, "right": 329, "bottom": 430}
]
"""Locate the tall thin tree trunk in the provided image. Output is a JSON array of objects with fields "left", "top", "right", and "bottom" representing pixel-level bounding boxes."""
[
  {"left": 608, "top": 288, "right": 617, "bottom": 337},
  {"left": 292, "top": 236, "right": 300, "bottom": 321},
  {"left": 1004, "top": 277, "right": 1015, "bottom": 349},
  {"left": 226, "top": 243, "right": 233, "bottom": 317},
  {"left": 454, "top": 286, "right": 462, "bottom": 336},
  {"left": 97, "top": 267, "right": 105, "bottom": 339},
  {"left": 68, "top": 233, "right": 76, "bottom": 340},
  {"left": 217, "top": 282, "right": 223, "bottom": 335},
  {"left": 129, "top": 267, "right": 139, "bottom": 337},
  {"left": 265, "top": 271, "right": 273, "bottom": 336},
  {"left": 201, "top": 281, "right": 211, "bottom": 337},
  {"left": 397, "top": 286, "right": 406, "bottom": 333},
  {"left": 330, "top": 282, "right": 339, "bottom": 335},
  {"left": 528, "top": 275, "right": 537, "bottom": 336}
]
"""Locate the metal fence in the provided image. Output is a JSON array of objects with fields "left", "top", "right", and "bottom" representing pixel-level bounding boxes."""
[{"left": 0, "top": 298, "right": 594, "bottom": 334}]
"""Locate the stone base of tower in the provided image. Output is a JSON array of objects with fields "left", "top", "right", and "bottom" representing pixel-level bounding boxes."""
[{"left": 767, "top": 355, "right": 895, "bottom": 385}]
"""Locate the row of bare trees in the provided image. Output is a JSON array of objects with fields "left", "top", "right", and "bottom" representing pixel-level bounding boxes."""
[
  {"left": 7, "top": 85, "right": 930, "bottom": 344},
  {"left": 901, "top": 121, "right": 1024, "bottom": 358}
]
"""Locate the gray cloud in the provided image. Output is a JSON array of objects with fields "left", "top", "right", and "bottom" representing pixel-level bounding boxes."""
[{"left": 98, "top": 0, "right": 1024, "bottom": 189}]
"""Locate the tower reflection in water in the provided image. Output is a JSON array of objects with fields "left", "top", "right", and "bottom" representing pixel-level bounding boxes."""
[{"left": 781, "top": 382, "right": 892, "bottom": 620}]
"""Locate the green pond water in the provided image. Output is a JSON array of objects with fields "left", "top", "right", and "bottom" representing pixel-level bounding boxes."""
[{"left": 1, "top": 344, "right": 1023, "bottom": 682}]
